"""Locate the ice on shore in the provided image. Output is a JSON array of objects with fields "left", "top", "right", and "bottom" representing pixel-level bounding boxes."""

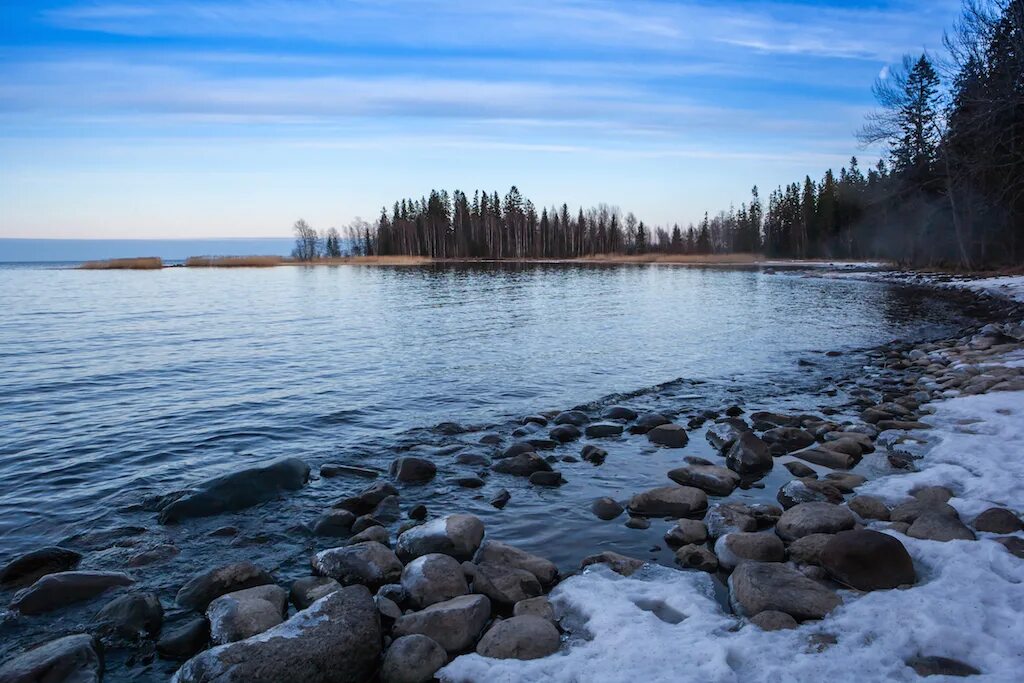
[
  {"left": 959, "top": 275, "right": 1024, "bottom": 304},
  {"left": 440, "top": 389, "right": 1024, "bottom": 682}
]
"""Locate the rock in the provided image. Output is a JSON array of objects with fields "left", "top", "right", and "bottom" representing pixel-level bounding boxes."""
[
  {"left": 848, "top": 495, "right": 890, "bottom": 521},
  {"left": 822, "top": 472, "right": 866, "bottom": 493},
  {"left": 0, "top": 634, "right": 102, "bottom": 683},
  {"left": 775, "top": 502, "right": 855, "bottom": 541},
  {"left": 10, "top": 571, "right": 134, "bottom": 615},
  {"left": 995, "top": 536, "right": 1024, "bottom": 559},
  {"left": 726, "top": 432, "right": 773, "bottom": 474},
  {"left": 972, "top": 507, "right": 1023, "bottom": 533},
  {"left": 705, "top": 503, "right": 758, "bottom": 538},
  {"left": 750, "top": 610, "right": 798, "bottom": 631},
  {"left": 585, "top": 422, "right": 625, "bottom": 438},
  {"left": 456, "top": 452, "right": 492, "bottom": 467},
  {"left": 158, "top": 457, "right": 310, "bottom": 524},
  {"left": 906, "top": 655, "right": 981, "bottom": 677},
  {"left": 761, "top": 427, "right": 816, "bottom": 453},
  {"left": 675, "top": 545, "right": 719, "bottom": 572},
  {"left": 820, "top": 530, "right": 916, "bottom": 590},
  {"left": 453, "top": 475, "right": 486, "bottom": 488},
  {"left": 790, "top": 446, "right": 858, "bottom": 470},
  {"left": 476, "top": 615, "right": 560, "bottom": 660},
  {"left": 907, "top": 512, "right": 976, "bottom": 542},
  {"left": 554, "top": 410, "right": 589, "bottom": 426},
  {"left": 313, "top": 509, "right": 356, "bottom": 537},
  {"left": 750, "top": 411, "right": 800, "bottom": 429},
  {"left": 787, "top": 533, "right": 833, "bottom": 565},
  {"left": 706, "top": 419, "right": 749, "bottom": 451},
  {"left": 777, "top": 479, "right": 844, "bottom": 509},
  {"left": 911, "top": 485, "right": 954, "bottom": 504},
  {"left": 176, "top": 562, "right": 274, "bottom": 612},
  {"left": 529, "top": 471, "right": 564, "bottom": 487},
  {"left": 625, "top": 516, "right": 650, "bottom": 529},
  {"left": 729, "top": 561, "right": 841, "bottom": 621},
  {"left": 490, "top": 489, "right": 511, "bottom": 509},
  {"left": 0, "top": 547, "right": 81, "bottom": 587},
  {"left": 320, "top": 463, "right": 380, "bottom": 479},
  {"left": 334, "top": 481, "right": 400, "bottom": 515},
  {"left": 664, "top": 519, "right": 709, "bottom": 547},
  {"left": 492, "top": 452, "right": 552, "bottom": 476},
  {"left": 521, "top": 415, "right": 548, "bottom": 426},
  {"left": 381, "top": 635, "right": 448, "bottom": 683},
  {"left": 824, "top": 431, "right": 875, "bottom": 453},
  {"left": 580, "top": 445, "right": 607, "bottom": 465},
  {"left": 580, "top": 551, "right": 645, "bottom": 576},
  {"left": 312, "top": 542, "right": 403, "bottom": 588},
  {"left": 466, "top": 562, "right": 542, "bottom": 605},
  {"left": 207, "top": 585, "right": 288, "bottom": 644},
  {"left": 549, "top": 424, "right": 581, "bottom": 442},
  {"left": 890, "top": 499, "right": 957, "bottom": 524},
  {"left": 715, "top": 532, "right": 785, "bottom": 570},
  {"left": 371, "top": 495, "right": 402, "bottom": 523},
  {"left": 628, "top": 485, "right": 707, "bottom": 518},
  {"left": 94, "top": 591, "right": 164, "bottom": 641},
  {"left": 401, "top": 554, "right": 469, "bottom": 609},
  {"left": 395, "top": 514, "right": 485, "bottom": 562},
  {"left": 499, "top": 442, "right": 537, "bottom": 459},
  {"left": 479, "top": 433, "right": 503, "bottom": 445},
  {"left": 877, "top": 420, "right": 930, "bottom": 432},
  {"left": 513, "top": 596, "right": 555, "bottom": 622},
  {"left": 290, "top": 576, "right": 341, "bottom": 610},
  {"left": 349, "top": 525, "right": 390, "bottom": 546},
  {"left": 667, "top": 465, "right": 740, "bottom": 496},
  {"left": 631, "top": 412, "right": 671, "bottom": 434},
  {"left": 172, "top": 586, "right": 381, "bottom": 683},
  {"left": 392, "top": 594, "right": 491, "bottom": 654},
  {"left": 473, "top": 540, "right": 558, "bottom": 586},
  {"left": 390, "top": 457, "right": 437, "bottom": 483},
  {"left": 376, "top": 595, "right": 403, "bottom": 620},
  {"left": 603, "top": 406, "right": 638, "bottom": 420},
  {"left": 157, "top": 617, "right": 209, "bottom": 660},
  {"left": 591, "top": 497, "right": 624, "bottom": 520},
  {"left": 127, "top": 543, "right": 180, "bottom": 567},
  {"left": 647, "top": 423, "right": 689, "bottom": 448}
]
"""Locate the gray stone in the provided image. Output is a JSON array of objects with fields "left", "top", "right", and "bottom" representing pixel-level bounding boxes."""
[
  {"left": 627, "top": 485, "right": 708, "bottom": 518},
  {"left": 664, "top": 519, "right": 709, "bottom": 547},
  {"left": 973, "top": 508, "right": 1023, "bottom": 534},
  {"left": 647, "top": 423, "right": 689, "bottom": 448},
  {"left": 715, "top": 532, "right": 785, "bottom": 570},
  {"left": 159, "top": 457, "right": 310, "bottom": 524},
  {"left": 94, "top": 591, "right": 164, "bottom": 641},
  {"left": 10, "top": 571, "right": 134, "bottom": 615},
  {"left": 775, "top": 502, "right": 855, "bottom": 541},
  {"left": 473, "top": 540, "right": 558, "bottom": 586},
  {"left": 0, "top": 547, "right": 81, "bottom": 588},
  {"left": 784, "top": 461, "right": 818, "bottom": 478},
  {"left": 490, "top": 489, "right": 511, "bottom": 509},
  {"left": 381, "top": 635, "right": 448, "bottom": 683},
  {"left": 390, "top": 457, "right": 437, "bottom": 483},
  {"left": 392, "top": 594, "right": 491, "bottom": 654},
  {"left": 729, "top": 561, "right": 841, "bottom": 621},
  {"left": 762, "top": 427, "right": 816, "bottom": 453},
  {"left": 172, "top": 585, "right": 381, "bottom": 683},
  {"left": 675, "top": 544, "right": 718, "bottom": 572},
  {"left": 401, "top": 554, "right": 469, "bottom": 609},
  {"left": 333, "top": 481, "right": 399, "bottom": 515},
  {"left": 667, "top": 465, "right": 740, "bottom": 496},
  {"left": 791, "top": 446, "right": 858, "bottom": 470},
  {"left": 705, "top": 503, "right": 758, "bottom": 538},
  {"left": 513, "top": 596, "right": 555, "bottom": 622},
  {"left": 848, "top": 495, "right": 891, "bottom": 521},
  {"left": 821, "top": 530, "right": 916, "bottom": 590},
  {"left": 466, "top": 562, "right": 542, "bottom": 605},
  {"left": 911, "top": 485, "right": 954, "bottom": 505},
  {"left": 157, "top": 617, "right": 209, "bottom": 661},
  {"left": 631, "top": 412, "right": 671, "bottom": 434},
  {"left": 554, "top": 410, "right": 589, "bottom": 426},
  {"left": 580, "top": 551, "right": 645, "bottom": 576},
  {"left": 207, "top": 585, "right": 288, "bottom": 644},
  {"left": 549, "top": 424, "right": 581, "bottom": 442},
  {"left": 585, "top": 422, "right": 625, "bottom": 438},
  {"left": 890, "top": 499, "right": 957, "bottom": 524},
  {"left": 906, "top": 656, "right": 981, "bottom": 677},
  {"left": 750, "top": 610, "right": 798, "bottom": 631},
  {"left": 312, "top": 542, "right": 403, "bottom": 588},
  {"left": 907, "top": 512, "right": 976, "bottom": 542},
  {"left": 580, "top": 445, "right": 608, "bottom": 465},
  {"left": 823, "top": 472, "right": 866, "bottom": 493},
  {"left": 787, "top": 533, "right": 833, "bottom": 565},
  {"left": 492, "top": 452, "right": 553, "bottom": 476},
  {"left": 290, "top": 576, "right": 341, "bottom": 610},
  {"left": 996, "top": 536, "right": 1024, "bottom": 558},
  {"left": 348, "top": 525, "right": 390, "bottom": 546},
  {"left": 320, "top": 464, "right": 380, "bottom": 479},
  {"left": 603, "top": 406, "right": 638, "bottom": 421},
  {"left": 395, "top": 514, "right": 485, "bottom": 563},
  {"left": 726, "top": 432, "right": 773, "bottom": 474},
  {"left": 591, "top": 497, "right": 624, "bottom": 520},
  {"left": 127, "top": 544, "right": 180, "bottom": 567},
  {"left": 777, "top": 479, "right": 844, "bottom": 509},
  {"left": 529, "top": 471, "right": 563, "bottom": 487},
  {"left": 706, "top": 420, "right": 747, "bottom": 452},
  {"left": 476, "top": 615, "right": 560, "bottom": 660},
  {"left": 313, "top": 509, "right": 356, "bottom": 537},
  {"left": 0, "top": 634, "right": 102, "bottom": 683}
]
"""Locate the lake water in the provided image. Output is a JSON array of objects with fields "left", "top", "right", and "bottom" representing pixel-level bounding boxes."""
[{"left": 0, "top": 262, "right": 991, "bottom": 678}]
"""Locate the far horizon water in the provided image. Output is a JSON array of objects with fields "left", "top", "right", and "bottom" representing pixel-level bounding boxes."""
[{"left": 0, "top": 238, "right": 296, "bottom": 263}]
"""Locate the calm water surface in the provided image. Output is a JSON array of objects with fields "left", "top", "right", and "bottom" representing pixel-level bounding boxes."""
[{"left": 0, "top": 263, "right": 985, "bottom": 678}]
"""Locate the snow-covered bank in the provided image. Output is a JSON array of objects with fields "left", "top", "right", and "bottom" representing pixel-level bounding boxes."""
[
  {"left": 956, "top": 276, "right": 1024, "bottom": 305},
  {"left": 441, "top": 388, "right": 1024, "bottom": 683}
]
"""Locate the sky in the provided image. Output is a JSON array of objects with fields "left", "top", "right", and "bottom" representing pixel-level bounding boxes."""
[{"left": 0, "top": 0, "right": 963, "bottom": 239}]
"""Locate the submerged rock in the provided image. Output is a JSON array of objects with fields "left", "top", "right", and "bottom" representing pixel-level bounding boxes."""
[
  {"left": 591, "top": 497, "right": 624, "bottom": 520},
  {"left": 630, "top": 412, "right": 670, "bottom": 434},
  {"left": 790, "top": 445, "right": 859, "bottom": 470},
  {"left": 585, "top": 422, "right": 625, "bottom": 438},
  {"left": 492, "top": 452, "right": 552, "bottom": 477},
  {"left": 553, "top": 410, "right": 589, "bottom": 426},
  {"left": 0, "top": 634, "right": 102, "bottom": 683},
  {"left": 176, "top": 562, "right": 274, "bottom": 612},
  {"left": 94, "top": 591, "right": 164, "bottom": 641},
  {"left": 603, "top": 406, "right": 638, "bottom": 421},
  {"left": 667, "top": 464, "right": 740, "bottom": 496},
  {"left": 476, "top": 615, "right": 560, "bottom": 660},
  {"left": 0, "top": 546, "right": 81, "bottom": 588},
  {"left": 157, "top": 617, "right": 209, "bottom": 661},
  {"left": 11, "top": 571, "right": 134, "bottom": 615}
]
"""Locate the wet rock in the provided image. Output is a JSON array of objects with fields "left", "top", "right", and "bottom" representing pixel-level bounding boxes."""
[
  {"left": 730, "top": 561, "right": 841, "bottom": 621},
  {"left": 514, "top": 596, "right": 555, "bottom": 622},
  {"left": 972, "top": 507, "right": 1023, "bottom": 533},
  {"left": 435, "top": 422, "right": 468, "bottom": 435},
  {"left": 824, "top": 431, "right": 875, "bottom": 453},
  {"left": 630, "top": 412, "right": 671, "bottom": 435},
  {"left": 376, "top": 594, "right": 402, "bottom": 620},
  {"left": 466, "top": 562, "right": 542, "bottom": 605},
  {"left": 172, "top": 585, "right": 381, "bottom": 683},
  {"left": 490, "top": 489, "right": 511, "bottom": 509},
  {"left": 890, "top": 499, "right": 957, "bottom": 525},
  {"left": 157, "top": 617, "right": 209, "bottom": 660},
  {"left": 907, "top": 512, "right": 976, "bottom": 542},
  {"left": 820, "top": 529, "right": 916, "bottom": 590},
  {"left": 750, "top": 610, "right": 798, "bottom": 631},
  {"left": 591, "top": 496, "right": 624, "bottom": 520},
  {"left": 456, "top": 452, "right": 492, "bottom": 467},
  {"left": 476, "top": 615, "right": 560, "bottom": 660},
  {"left": 706, "top": 419, "right": 748, "bottom": 452},
  {"left": 664, "top": 519, "right": 709, "bottom": 547},
  {"left": 0, "top": 546, "right": 82, "bottom": 588},
  {"left": 750, "top": 411, "right": 801, "bottom": 429},
  {"left": 580, "top": 551, "right": 645, "bottom": 576},
  {"left": 675, "top": 544, "right": 719, "bottom": 572},
  {"left": 906, "top": 655, "right": 981, "bottom": 677},
  {"left": 775, "top": 502, "right": 855, "bottom": 541},
  {"left": 554, "top": 410, "right": 589, "bottom": 426},
  {"left": 521, "top": 415, "right": 548, "bottom": 427},
  {"left": 877, "top": 420, "right": 930, "bottom": 432},
  {"left": 788, "top": 533, "right": 833, "bottom": 565},
  {"left": 549, "top": 424, "right": 581, "bottom": 443},
  {"left": 911, "top": 485, "right": 954, "bottom": 504},
  {"left": 625, "top": 516, "right": 650, "bottom": 529},
  {"left": 392, "top": 594, "right": 491, "bottom": 654},
  {"left": 585, "top": 422, "right": 625, "bottom": 438},
  {"left": 529, "top": 471, "right": 564, "bottom": 487},
  {"left": 349, "top": 525, "right": 391, "bottom": 546},
  {"left": 822, "top": 472, "right": 866, "bottom": 493},
  {"left": 790, "top": 445, "right": 859, "bottom": 470},
  {"left": 127, "top": 543, "right": 180, "bottom": 567},
  {"left": 312, "top": 542, "right": 403, "bottom": 588},
  {"left": 647, "top": 423, "right": 689, "bottom": 448},
  {"left": 715, "top": 532, "right": 785, "bottom": 570},
  {"left": 627, "top": 485, "right": 708, "bottom": 518},
  {"left": 474, "top": 540, "right": 558, "bottom": 586},
  {"left": 334, "top": 481, "right": 400, "bottom": 515},
  {"left": 207, "top": 585, "right": 288, "bottom": 645},
  {"left": 479, "top": 433, "right": 503, "bottom": 445},
  {"left": 705, "top": 503, "right": 758, "bottom": 538},
  {"left": 94, "top": 591, "right": 164, "bottom": 641},
  {"left": 11, "top": 571, "right": 134, "bottom": 615},
  {"left": 848, "top": 495, "right": 891, "bottom": 521},
  {"left": 396, "top": 514, "right": 485, "bottom": 563},
  {"left": 381, "top": 634, "right": 448, "bottom": 683},
  {"left": 726, "top": 432, "right": 773, "bottom": 474},
  {"left": 313, "top": 509, "right": 356, "bottom": 537},
  {"left": 390, "top": 457, "right": 437, "bottom": 483},
  {"left": 667, "top": 464, "right": 740, "bottom": 496},
  {"left": 209, "top": 526, "right": 238, "bottom": 538},
  {"left": 499, "top": 442, "right": 537, "bottom": 459},
  {"left": 0, "top": 634, "right": 102, "bottom": 683},
  {"left": 158, "top": 457, "right": 310, "bottom": 524},
  {"left": 372, "top": 495, "right": 402, "bottom": 523},
  {"left": 762, "top": 427, "right": 816, "bottom": 453},
  {"left": 453, "top": 475, "right": 486, "bottom": 488},
  {"left": 290, "top": 576, "right": 341, "bottom": 610},
  {"left": 401, "top": 554, "right": 469, "bottom": 609},
  {"left": 580, "top": 445, "right": 608, "bottom": 465},
  {"left": 603, "top": 406, "right": 638, "bottom": 421},
  {"left": 409, "top": 504, "right": 428, "bottom": 520},
  {"left": 320, "top": 464, "right": 380, "bottom": 479},
  {"left": 777, "top": 479, "right": 844, "bottom": 509},
  {"left": 492, "top": 452, "right": 552, "bottom": 476}
]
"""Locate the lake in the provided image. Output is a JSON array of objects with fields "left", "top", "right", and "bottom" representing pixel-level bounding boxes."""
[{"left": 0, "top": 262, "right": 989, "bottom": 679}]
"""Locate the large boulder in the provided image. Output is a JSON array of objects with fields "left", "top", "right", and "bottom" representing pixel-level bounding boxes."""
[
  {"left": 395, "top": 514, "right": 485, "bottom": 563},
  {"left": 389, "top": 457, "right": 436, "bottom": 483},
  {"left": 312, "top": 542, "right": 403, "bottom": 588},
  {"left": 0, "top": 634, "right": 102, "bottom": 683},
  {"left": 93, "top": 591, "right": 164, "bottom": 641},
  {"left": 472, "top": 540, "right": 558, "bottom": 586},
  {"left": 667, "top": 465, "right": 740, "bottom": 496},
  {"left": 207, "top": 585, "right": 288, "bottom": 644},
  {"left": 730, "top": 561, "right": 841, "bottom": 621},
  {"left": 0, "top": 547, "right": 81, "bottom": 588},
  {"left": 158, "top": 457, "right": 310, "bottom": 524},
  {"left": 172, "top": 586, "right": 381, "bottom": 683},
  {"left": 475, "top": 615, "right": 560, "bottom": 660},
  {"left": 647, "top": 423, "right": 689, "bottom": 448},
  {"left": 820, "top": 530, "right": 916, "bottom": 590},
  {"left": 714, "top": 533, "right": 785, "bottom": 570},
  {"left": 392, "top": 594, "right": 491, "bottom": 654},
  {"left": 401, "top": 554, "right": 468, "bottom": 609},
  {"left": 10, "top": 571, "right": 134, "bottom": 615},
  {"left": 775, "top": 502, "right": 855, "bottom": 541},
  {"left": 627, "top": 486, "right": 708, "bottom": 518},
  {"left": 381, "top": 635, "right": 448, "bottom": 683},
  {"left": 726, "top": 432, "right": 773, "bottom": 474},
  {"left": 177, "top": 562, "right": 274, "bottom": 611}
]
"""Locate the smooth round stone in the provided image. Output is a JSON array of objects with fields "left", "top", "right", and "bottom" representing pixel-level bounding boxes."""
[{"left": 646, "top": 423, "right": 689, "bottom": 448}]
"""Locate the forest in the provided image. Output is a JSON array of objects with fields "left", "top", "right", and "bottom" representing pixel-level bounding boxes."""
[{"left": 294, "top": 0, "right": 1021, "bottom": 269}]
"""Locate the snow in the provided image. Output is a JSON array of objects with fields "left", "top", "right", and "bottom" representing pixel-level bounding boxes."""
[
  {"left": 958, "top": 276, "right": 1024, "bottom": 304},
  {"left": 440, "top": 389, "right": 1024, "bottom": 683}
]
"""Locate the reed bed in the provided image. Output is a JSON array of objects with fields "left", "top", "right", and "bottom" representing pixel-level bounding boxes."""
[
  {"left": 185, "top": 255, "right": 285, "bottom": 268},
  {"left": 79, "top": 257, "right": 163, "bottom": 270}
]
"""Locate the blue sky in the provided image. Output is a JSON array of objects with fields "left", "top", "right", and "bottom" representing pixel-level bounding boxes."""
[{"left": 0, "top": 0, "right": 961, "bottom": 238}]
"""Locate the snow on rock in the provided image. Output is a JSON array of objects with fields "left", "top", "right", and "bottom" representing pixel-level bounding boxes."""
[
  {"left": 958, "top": 275, "right": 1024, "bottom": 304},
  {"left": 441, "top": 388, "right": 1024, "bottom": 683}
]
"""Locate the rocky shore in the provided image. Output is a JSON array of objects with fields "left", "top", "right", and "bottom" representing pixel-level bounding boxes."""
[{"left": 2, "top": 275, "right": 1024, "bottom": 682}]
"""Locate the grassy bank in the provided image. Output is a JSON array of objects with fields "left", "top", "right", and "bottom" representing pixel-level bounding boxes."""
[
  {"left": 185, "top": 255, "right": 284, "bottom": 267},
  {"left": 79, "top": 257, "right": 163, "bottom": 270}
]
